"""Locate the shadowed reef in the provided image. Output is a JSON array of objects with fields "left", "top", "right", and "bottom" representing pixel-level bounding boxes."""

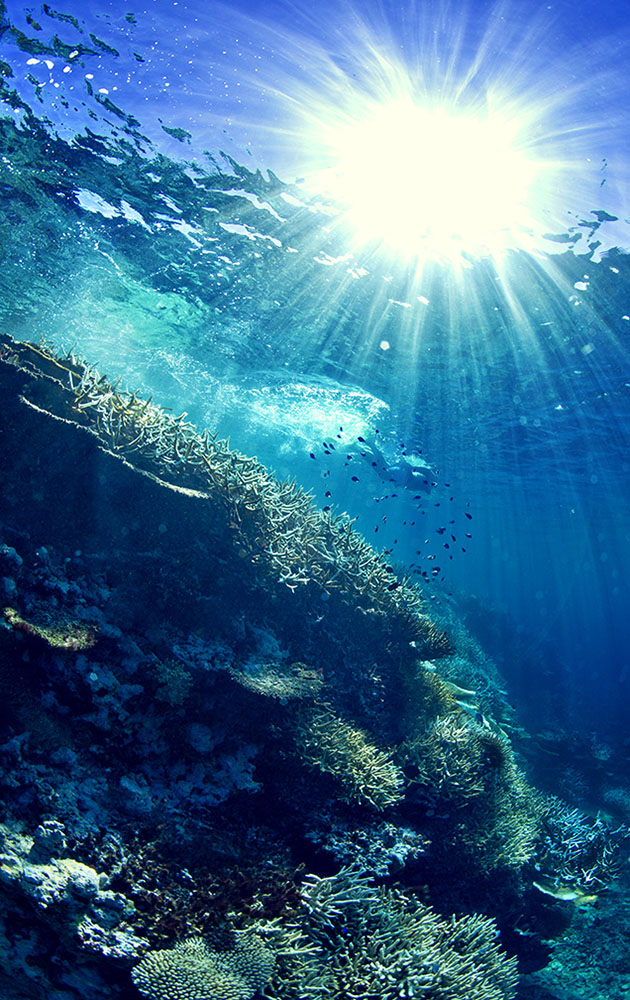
[{"left": 0, "top": 334, "right": 625, "bottom": 1000}]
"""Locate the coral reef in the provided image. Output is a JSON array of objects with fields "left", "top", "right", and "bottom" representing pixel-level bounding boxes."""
[
  {"left": 0, "top": 333, "right": 449, "bottom": 660},
  {"left": 0, "top": 334, "right": 626, "bottom": 999}
]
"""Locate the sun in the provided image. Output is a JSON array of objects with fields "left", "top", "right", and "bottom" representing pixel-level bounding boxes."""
[
  {"left": 253, "top": 1, "right": 626, "bottom": 268},
  {"left": 311, "top": 95, "right": 542, "bottom": 264}
]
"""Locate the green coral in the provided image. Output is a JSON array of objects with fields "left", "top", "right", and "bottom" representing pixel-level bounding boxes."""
[
  {"left": 131, "top": 931, "right": 275, "bottom": 1000},
  {"left": 154, "top": 658, "right": 194, "bottom": 707},
  {"left": 258, "top": 866, "right": 518, "bottom": 1000},
  {"left": 292, "top": 705, "right": 405, "bottom": 811}
]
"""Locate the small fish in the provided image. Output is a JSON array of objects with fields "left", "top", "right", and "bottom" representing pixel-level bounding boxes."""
[
  {"left": 465, "top": 512, "right": 473, "bottom": 520},
  {"left": 310, "top": 453, "right": 316, "bottom": 459},
  {"left": 351, "top": 475, "right": 359, "bottom": 482},
  {"left": 533, "top": 879, "right": 597, "bottom": 904},
  {"left": 443, "top": 681, "right": 477, "bottom": 697},
  {"left": 325, "top": 490, "right": 332, "bottom": 498}
]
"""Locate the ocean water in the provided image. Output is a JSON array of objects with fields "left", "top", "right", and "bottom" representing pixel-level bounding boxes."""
[{"left": 1, "top": 2, "right": 630, "bottom": 997}]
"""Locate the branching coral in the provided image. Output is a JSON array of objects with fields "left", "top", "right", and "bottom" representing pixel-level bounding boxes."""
[
  {"left": 396, "top": 661, "right": 459, "bottom": 739},
  {"left": 532, "top": 796, "right": 626, "bottom": 897},
  {"left": 0, "top": 333, "right": 450, "bottom": 658},
  {"left": 291, "top": 705, "right": 405, "bottom": 811},
  {"left": 257, "top": 866, "right": 518, "bottom": 1000},
  {"left": 401, "top": 713, "right": 540, "bottom": 872},
  {"left": 401, "top": 713, "right": 516, "bottom": 808}
]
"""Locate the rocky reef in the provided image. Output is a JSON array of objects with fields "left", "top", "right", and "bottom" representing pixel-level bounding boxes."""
[{"left": 0, "top": 334, "right": 626, "bottom": 1000}]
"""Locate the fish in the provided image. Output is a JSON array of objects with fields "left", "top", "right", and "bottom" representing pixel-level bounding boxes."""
[{"left": 533, "top": 879, "right": 598, "bottom": 904}]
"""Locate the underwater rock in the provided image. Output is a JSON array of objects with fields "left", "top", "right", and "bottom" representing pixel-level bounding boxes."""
[{"left": 0, "top": 819, "right": 145, "bottom": 960}]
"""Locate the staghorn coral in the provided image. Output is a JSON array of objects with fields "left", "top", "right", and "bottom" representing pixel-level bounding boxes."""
[
  {"left": 257, "top": 866, "right": 518, "bottom": 1000},
  {"left": 395, "top": 660, "right": 459, "bottom": 742},
  {"left": 401, "top": 713, "right": 541, "bottom": 872},
  {"left": 0, "top": 333, "right": 450, "bottom": 658},
  {"left": 132, "top": 930, "right": 275, "bottom": 1000},
  {"left": 401, "top": 713, "right": 516, "bottom": 809},
  {"left": 532, "top": 796, "right": 626, "bottom": 897},
  {"left": 455, "top": 771, "right": 543, "bottom": 873},
  {"left": 291, "top": 704, "right": 405, "bottom": 811}
]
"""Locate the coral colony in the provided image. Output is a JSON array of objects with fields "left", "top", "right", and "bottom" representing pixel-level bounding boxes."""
[{"left": 0, "top": 334, "right": 625, "bottom": 1000}]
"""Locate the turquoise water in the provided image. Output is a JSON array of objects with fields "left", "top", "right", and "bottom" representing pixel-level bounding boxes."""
[{"left": 1, "top": 1, "right": 629, "bottom": 736}]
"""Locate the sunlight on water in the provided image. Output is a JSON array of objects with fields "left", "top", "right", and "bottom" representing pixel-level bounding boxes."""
[
  {"left": 314, "top": 97, "right": 540, "bottom": 264},
  {"left": 241, "top": 1, "right": 630, "bottom": 270}
]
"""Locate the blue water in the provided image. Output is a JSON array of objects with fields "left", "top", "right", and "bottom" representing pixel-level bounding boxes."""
[{"left": 1, "top": 0, "right": 629, "bottom": 744}]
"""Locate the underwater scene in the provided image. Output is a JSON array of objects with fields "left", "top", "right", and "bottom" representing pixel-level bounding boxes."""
[{"left": 1, "top": 1, "right": 629, "bottom": 998}]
